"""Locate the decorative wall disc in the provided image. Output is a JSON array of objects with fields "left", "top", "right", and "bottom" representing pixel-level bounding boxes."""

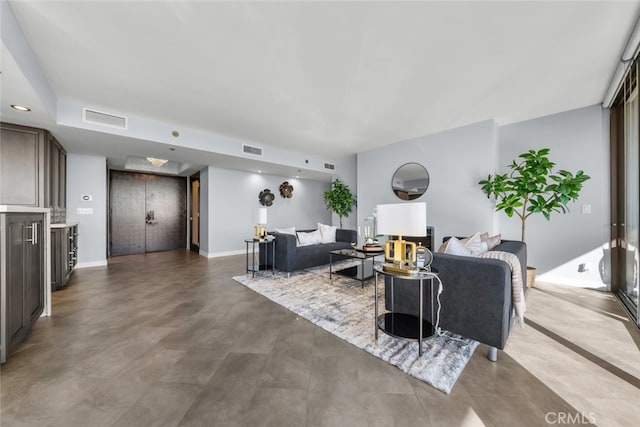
[
  {"left": 279, "top": 181, "right": 294, "bottom": 198},
  {"left": 259, "top": 189, "right": 275, "bottom": 206}
]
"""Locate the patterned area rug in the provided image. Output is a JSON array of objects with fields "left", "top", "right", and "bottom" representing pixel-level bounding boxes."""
[{"left": 232, "top": 262, "right": 478, "bottom": 394}]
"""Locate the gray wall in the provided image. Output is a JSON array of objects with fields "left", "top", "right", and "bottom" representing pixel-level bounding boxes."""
[
  {"left": 357, "top": 120, "right": 498, "bottom": 248},
  {"left": 499, "top": 105, "right": 609, "bottom": 285},
  {"left": 356, "top": 105, "right": 610, "bottom": 286},
  {"left": 199, "top": 166, "right": 332, "bottom": 256},
  {"left": 66, "top": 153, "right": 108, "bottom": 267}
]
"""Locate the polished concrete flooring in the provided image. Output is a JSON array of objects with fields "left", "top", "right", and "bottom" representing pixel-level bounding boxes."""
[{"left": 1, "top": 250, "right": 640, "bottom": 426}]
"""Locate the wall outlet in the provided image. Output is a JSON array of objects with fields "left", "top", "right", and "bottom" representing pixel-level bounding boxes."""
[{"left": 581, "top": 204, "right": 592, "bottom": 214}]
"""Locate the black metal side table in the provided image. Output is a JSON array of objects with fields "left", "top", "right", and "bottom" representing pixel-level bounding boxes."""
[
  {"left": 373, "top": 265, "right": 438, "bottom": 357},
  {"left": 244, "top": 238, "right": 276, "bottom": 278}
]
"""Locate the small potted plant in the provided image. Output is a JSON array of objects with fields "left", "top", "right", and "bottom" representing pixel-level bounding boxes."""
[
  {"left": 479, "top": 148, "right": 590, "bottom": 286},
  {"left": 324, "top": 179, "right": 356, "bottom": 228}
]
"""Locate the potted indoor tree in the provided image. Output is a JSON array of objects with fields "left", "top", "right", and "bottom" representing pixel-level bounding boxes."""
[
  {"left": 324, "top": 179, "right": 356, "bottom": 228},
  {"left": 479, "top": 148, "right": 590, "bottom": 286}
]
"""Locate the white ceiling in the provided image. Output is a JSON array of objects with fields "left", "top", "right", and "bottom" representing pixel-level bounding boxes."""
[{"left": 3, "top": 1, "right": 640, "bottom": 170}]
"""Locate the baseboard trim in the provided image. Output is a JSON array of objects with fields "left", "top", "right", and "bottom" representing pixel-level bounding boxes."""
[
  {"left": 75, "top": 260, "right": 108, "bottom": 269},
  {"left": 201, "top": 249, "right": 245, "bottom": 258}
]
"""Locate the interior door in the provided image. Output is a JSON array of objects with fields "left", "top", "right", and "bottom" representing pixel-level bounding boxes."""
[
  {"left": 190, "top": 174, "right": 200, "bottom": 252},
  {"left": 145, "top": 174, "right": 187, "bottom": 252},
  {"left": 110, "top": 171, "right": 186, "bottom": 256},
  {"left": 110, "top": 172, "right": 146, "bottom": 255}
]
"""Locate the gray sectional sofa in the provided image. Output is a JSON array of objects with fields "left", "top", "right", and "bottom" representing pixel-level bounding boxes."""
[
  {"left": 384, "top": 239, "right": 526, "bottom": 361},
  {"left": 263, "top": 229, "right": 357, "bottom": 275}
]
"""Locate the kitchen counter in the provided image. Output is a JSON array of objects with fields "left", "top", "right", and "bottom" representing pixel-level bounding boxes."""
[
  {"left": 51, "top": 222, "right": 79, "bottom": 228},
  {"left": 0, "top": 205, "right": 51, "bottom": 213}
]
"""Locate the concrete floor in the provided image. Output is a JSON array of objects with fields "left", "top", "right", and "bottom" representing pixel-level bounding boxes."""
[{"left": 1, "top": 250, "right": 639, "bottom": 426}]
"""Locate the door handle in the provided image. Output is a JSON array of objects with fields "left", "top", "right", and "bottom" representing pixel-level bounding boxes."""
[
  {"left": 25, "top": 222, "right": 37, "bottom": 244},
  {"left": 146, "top": 211, "right": 157, "bottom": 225}
]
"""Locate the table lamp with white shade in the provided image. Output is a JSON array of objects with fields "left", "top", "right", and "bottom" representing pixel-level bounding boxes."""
[
  {"left": 376, "top": 202, "right": 427, "bottom": 275},
  {"left": 254, "top": 207, "right": 268, "bottom": 241}
]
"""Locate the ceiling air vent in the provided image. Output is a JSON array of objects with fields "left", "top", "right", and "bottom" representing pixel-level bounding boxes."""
[
  {"left": 82, "top": 107, "right": 128, "bottom": 129},
  {"left": 242, "top": 144, "right": 263, "bottom": 156},
  {"left": 323, "top": 162, "right": 336, "bottom": 171}
]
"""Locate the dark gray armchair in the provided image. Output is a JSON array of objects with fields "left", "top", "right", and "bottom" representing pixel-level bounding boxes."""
[{"left": 385, "top": 239, "right": 526, "bottom": 361}]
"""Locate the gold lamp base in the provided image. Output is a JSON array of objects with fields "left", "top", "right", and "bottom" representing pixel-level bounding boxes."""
[
  {"left": 254, "top": 225, "right": 266, "bottom": 241},
  {"left": 382, "top": 263, "right": 420, "bottom": 276}
]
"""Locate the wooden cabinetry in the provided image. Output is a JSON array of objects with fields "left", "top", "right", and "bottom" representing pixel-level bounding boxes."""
[
  {"left": 0, "top": 122, "right": 67, "bottom": 223},
  {"left": 48, "top": 134, "right": 67, "bottom": 224},
  {"left": 1, "top": 211, "right": 46, "bottom": 363},
  {"left": 51, "top": 224, "right": 78, "bottom": 291}
]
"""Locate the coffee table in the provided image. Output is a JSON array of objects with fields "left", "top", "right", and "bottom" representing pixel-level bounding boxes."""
[{"left": 329, "top": 247, "right": 383, "bottom": 289}]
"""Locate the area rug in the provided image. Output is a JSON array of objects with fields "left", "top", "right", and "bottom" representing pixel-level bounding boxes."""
[{"left": 232, "top": 262, "right": 478, "bottom": 394}]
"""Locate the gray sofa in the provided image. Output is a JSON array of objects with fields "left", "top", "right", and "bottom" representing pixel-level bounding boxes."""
[
  {"left": 384, "top": 239, "right": 526, "bottom": 361},
  {"left": 263, "top": 229, "right": 357, "bottom": 274}
]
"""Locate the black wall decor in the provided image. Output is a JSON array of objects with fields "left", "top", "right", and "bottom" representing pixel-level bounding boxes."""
[{"left": 259, "top": 189, "right": 274, "bottom": 206}]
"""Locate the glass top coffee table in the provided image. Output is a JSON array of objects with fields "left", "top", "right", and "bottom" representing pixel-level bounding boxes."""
[{"left": 329, "top": 247, "right": 383, "bottom": 289}]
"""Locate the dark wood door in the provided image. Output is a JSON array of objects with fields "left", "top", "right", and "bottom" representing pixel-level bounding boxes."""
[
  {"left": 4, "top": 214, "right": 44, "bottom": 347},
  {"left": 145, "top": 174, "right": 187, "bottom": 252},
  {"left": 6, "top": 216, "right": 28, "bottom": 347},
  {"left": 110, "top": 171, "right": 186, "bottom": 256},
  {"left": 110, "top": 172, "right": 146, "bottom": 255},
  {"left": 0, "top": 124, "right": 45, "bottom": 207},
  {"left": 26, "top": 216, "right": 44, "bottom": 323}
]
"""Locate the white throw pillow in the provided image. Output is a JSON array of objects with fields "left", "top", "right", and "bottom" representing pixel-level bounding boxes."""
[
  {"left": 461, "top": 232, "right": 488, "bottom": 256},
  {"left": 317, "top": 223, "right": 337, "bottom": 243},
  {"left": 482, "top": 233, "right": 502, "bottom": 250},
  {"left": 438, "top": 237, "right": 473, "bottom": 256},
  {"left": 297, "top": 230, "right": 323, "bottom": 246}
]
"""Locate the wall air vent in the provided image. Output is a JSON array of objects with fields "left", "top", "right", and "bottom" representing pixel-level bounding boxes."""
[
  {"left": 242, "top": 144, "right": 263, "bottom": 156},
  {"left": 323, "top": 162, "right": 336, "bottom": 171},
  {"left": 82, "top": 107, "right": 128, "bottom": 129}
]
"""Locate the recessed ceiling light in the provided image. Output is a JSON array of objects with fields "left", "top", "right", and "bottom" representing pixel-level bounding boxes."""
[
  {"left": 258, "top": 170, "right": 262, "bottom": 174},
  {"left": 171, "top": 130, "right": 179, "bottom": 138},
  {"left": 11, "top": 104, "right": 31, "bottom": 112}
]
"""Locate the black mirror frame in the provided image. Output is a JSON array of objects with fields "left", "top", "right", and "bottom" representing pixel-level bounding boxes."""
[{"left": 391, "top": 162, "right": 429, "bottom": 200}]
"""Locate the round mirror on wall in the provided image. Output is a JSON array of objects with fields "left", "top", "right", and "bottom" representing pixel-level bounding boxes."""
[{"left": 391, "top": 162, "right": 429, "bottom": 200}]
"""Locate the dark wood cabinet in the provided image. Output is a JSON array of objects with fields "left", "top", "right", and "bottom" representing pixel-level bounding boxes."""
[
  {"left": 1, "top": 212, "right": 46, "bottom": 363},
  {"left": 51, "top": 224, "right": 78, "bottom": 291},
  {"left": 0, "top": 123, "right": 46, "bottom": 207},
  {"left": 0, "top": 122, "right": 67, "bottom": 223},
  {"left": 48, "top": 134, "right": 67, "bottom": 224}
]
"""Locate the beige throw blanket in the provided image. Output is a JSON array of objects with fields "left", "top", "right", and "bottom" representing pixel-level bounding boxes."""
[{"left": 478, "top": 250, "right": 526, "bottom": 326}]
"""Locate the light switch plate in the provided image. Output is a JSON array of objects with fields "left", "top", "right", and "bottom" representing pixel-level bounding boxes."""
[{"left": 77, "top": 207, "right": 93, "bottom": 215}]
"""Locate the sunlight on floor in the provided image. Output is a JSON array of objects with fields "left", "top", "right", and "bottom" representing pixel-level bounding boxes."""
[
  {"left": 461, "top": 407, "right": 487, "bottom": 426},
  {"left": 505, "top": 282, "right": 640, "bottom": 426}
]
